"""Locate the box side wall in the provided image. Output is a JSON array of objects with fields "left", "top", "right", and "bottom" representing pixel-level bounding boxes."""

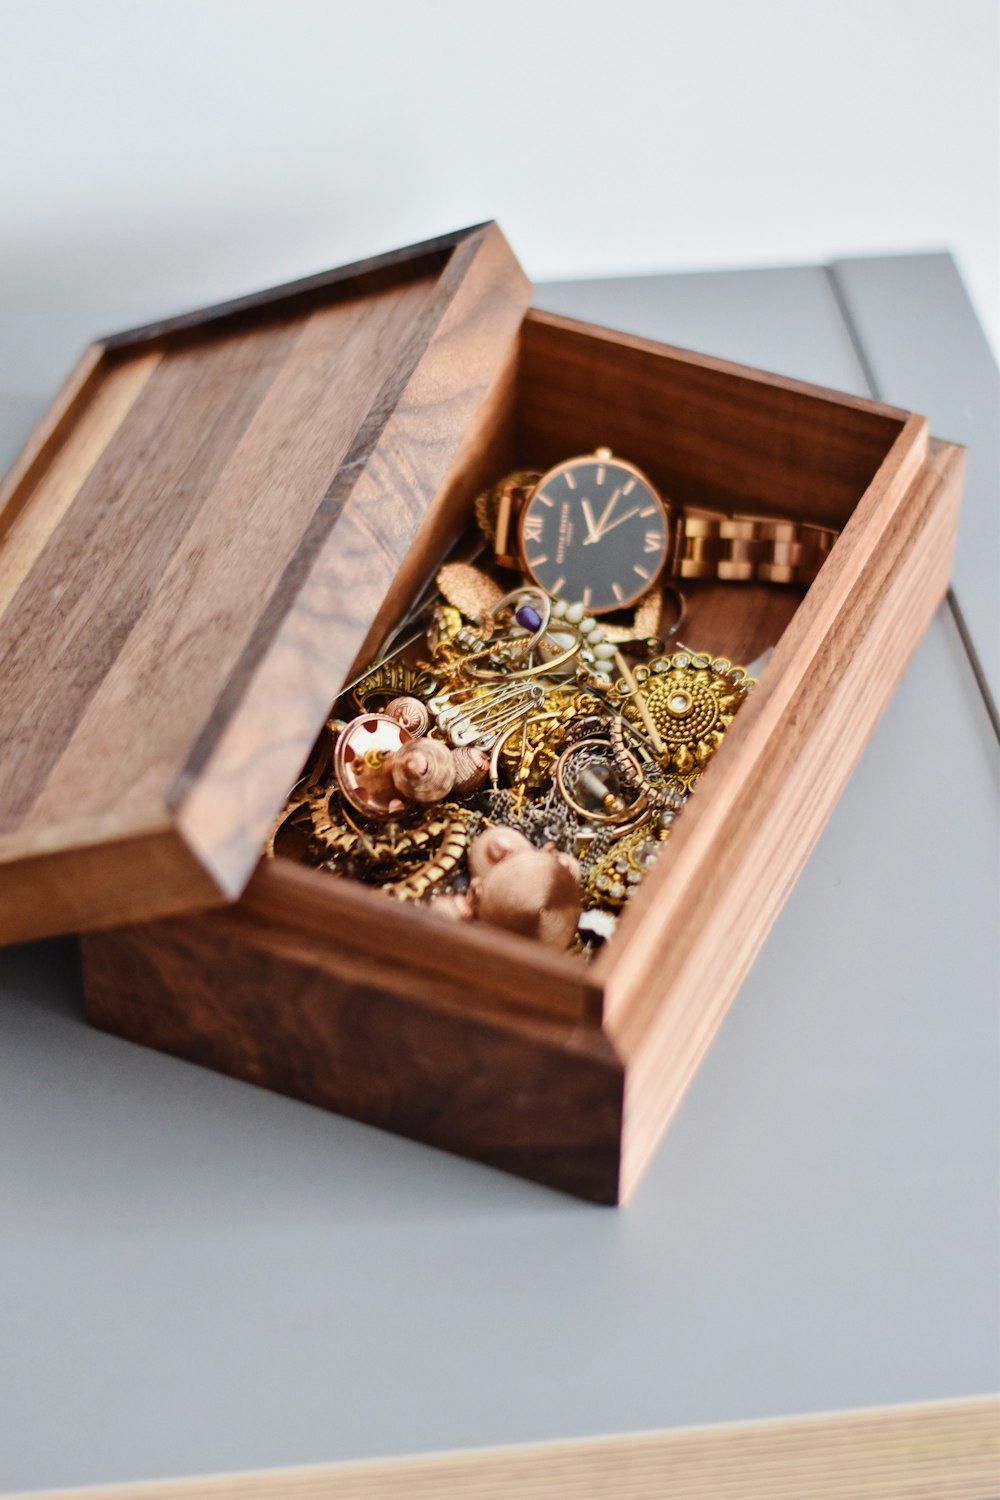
[
  {"left": 240, "top": 858, "right": 601, "bottom": 1026},
  {"left": 517, "top": 311, "right": 907, "bottom": 526},
  {"left": 615, "top": 442, "right": 965, "bottom": 1199},
  {"left": 81, "top": 916, "right": 624, "bottom": 1204}
]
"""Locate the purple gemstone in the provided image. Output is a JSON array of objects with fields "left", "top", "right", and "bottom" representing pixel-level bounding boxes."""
[{"left": 515, "top": 604, "right": 542, "bottom": 630}]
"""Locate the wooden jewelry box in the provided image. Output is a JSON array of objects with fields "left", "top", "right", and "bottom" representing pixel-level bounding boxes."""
[{"left": 0, "top": 224, "right": 964, "bottom": 1203}]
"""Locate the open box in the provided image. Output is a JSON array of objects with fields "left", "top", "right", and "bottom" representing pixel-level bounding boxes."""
[{"left": 0, "top": 224, "right": 964, "bottom": 1202}]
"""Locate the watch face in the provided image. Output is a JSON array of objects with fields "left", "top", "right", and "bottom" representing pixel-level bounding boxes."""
[{"left": 518, "top": 454, "right": 669, "bottom": 614}]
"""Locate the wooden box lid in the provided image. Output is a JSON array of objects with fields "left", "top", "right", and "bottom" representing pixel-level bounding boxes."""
[{"left": 0, "top": 223, "right": 532, "bottom": 944}]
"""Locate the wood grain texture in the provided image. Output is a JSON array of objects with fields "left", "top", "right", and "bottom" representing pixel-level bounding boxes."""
[
  {"left": 1, "top": 311, "right": 309, "bottom": 826},
  {"left": 0, "top": 223, "right": 531, "bottom": 944},
  {"left": 592, "top": 406, "right": 934, "bottom": 1015},
  {"left": 240, "top": 856, "right": 602, "bottom": 1024},
  {"left": 100, "top": 223, "right": 495, "bottom": 353},
  {"left": 0, "top": 343, "right": 106, "bottom": 549},
  {"left": 0, "top": 352, "right": 161, "bottom": 617},
  {"left": 81, "top": 908, "right": 624, "bottom": 1204},
  {"left": 656, "top": 578, "right": 803, "bottom": 671},
  {"left": 613, "top": 437, "right": 964, "bottom": 1199},
  {"left": 174, "top": 224, "right": 530, "bottom": 894},
  {"left": 9, "top": 1396, "right": 997, "bottom": 1500},
  {"left": 518, "top": 309, "right": 913, "bottom": 526},
  {"left": 0, "top": 825, "right": 221, "bottom": 945}
]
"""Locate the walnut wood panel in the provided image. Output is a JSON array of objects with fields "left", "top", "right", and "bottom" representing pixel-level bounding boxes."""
[
  {"left": 100, "top": 222, "right": 494, "bottom": 352},
  {"left": 1, "top": 309, "right": 314, "bottom": 825},
  {"left": 609, "top": 437, "right": 964, "bottom": 1199},
  {"left": 81, "top": 912, "right": 624, "bottom": 1204},
  {"left": 174, "top": 226, "right": 529, "bottom": 894},
  {"left": 12, "top": 1396, "right": 997, "bottom": 1500},
  {"left": 241, "top": 856, "right": 601, "bottom": 1024},
  {"left": 0, "top": 342, "right": 107, "bottom": 549},
  {"left": 0, "top": 224, "right": 531, "bottom": 944},
  {"left": 0, "top": 823, "right": 225, "bottom": 942},
  {"left": 517, "top": 310, "right": 913, "bottom": 526},
  {"left": 656, "top": 579, "right": 803, "bottom": 668},
  {"left": 341, "top": 332, "right": 521, "bottom": 687},
  {"left": 0, "top": 352, "right": 161, "bottom": 616},
  {"left": 594, "top": 412, "right": 932, "bottom": 1018}
]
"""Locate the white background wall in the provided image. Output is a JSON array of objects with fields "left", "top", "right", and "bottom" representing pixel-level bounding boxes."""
[{"left": 1, "top": 0, "right": 997, "bottom": 353}]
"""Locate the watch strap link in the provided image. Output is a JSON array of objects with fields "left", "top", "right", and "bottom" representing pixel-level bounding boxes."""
[
  {"left": 478, "top": 468, "right": 841, "bottom": 588},
  {"left": 671, "top": 508, "right": 840, "bottom": 586},
  {"left": 477, "top": 472, "right": 540, "bottom": 571}
]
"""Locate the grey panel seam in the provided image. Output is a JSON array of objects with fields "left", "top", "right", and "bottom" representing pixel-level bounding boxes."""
[
  {"left": 824, "top": 264, "right": 882, "bottom": 401},
  {"left": 825, "top": 263, "right": 1000, "bottom": 743}
]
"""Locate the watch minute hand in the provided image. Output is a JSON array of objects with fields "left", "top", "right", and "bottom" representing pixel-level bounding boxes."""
[{"left": 591, "top": 506, "right": 640, "bottom": 540}]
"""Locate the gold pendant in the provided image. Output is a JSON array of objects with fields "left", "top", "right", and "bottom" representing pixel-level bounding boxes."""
[{"left": 613, "top": 648, "right": 754, "bottom": 793}]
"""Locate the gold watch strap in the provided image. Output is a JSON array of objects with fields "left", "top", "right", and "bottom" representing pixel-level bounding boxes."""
[
  {"left": 672, "top": 509, "right": 840, "bottom": 585},
  {"left": 476, "top": 472, "right": 540, "bottom": 571},
  {"left": 478, "top": 471, "right": 840, "bottom": 587}
]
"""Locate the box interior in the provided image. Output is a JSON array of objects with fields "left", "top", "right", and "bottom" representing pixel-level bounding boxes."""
[{"left": 257, "top": 309, "right": 909, "bottom": 1020}]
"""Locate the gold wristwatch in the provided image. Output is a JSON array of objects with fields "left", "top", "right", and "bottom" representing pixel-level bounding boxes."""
[{"left": 476, "top": 448, "right": 839, "bottom": 616}]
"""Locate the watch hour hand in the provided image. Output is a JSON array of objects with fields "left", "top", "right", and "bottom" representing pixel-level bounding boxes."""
[
  {"left": 582, "top": 497, "right": 601, "bottom": 544},
  {"left": 583, "top": 488, "right": 622, "bottom": 544}
]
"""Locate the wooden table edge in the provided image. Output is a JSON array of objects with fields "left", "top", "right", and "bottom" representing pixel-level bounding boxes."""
[{"left": 8, "top": 1395, "right": 997, "bottom": 1500}]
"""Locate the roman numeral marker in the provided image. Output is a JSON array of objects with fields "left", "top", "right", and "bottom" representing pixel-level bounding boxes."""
[
  {"left": 645, "top": 531, "right": 663, "bottom": 553},
  {"left": 523, "top": 515, "right": 545, "bottom": 544}
]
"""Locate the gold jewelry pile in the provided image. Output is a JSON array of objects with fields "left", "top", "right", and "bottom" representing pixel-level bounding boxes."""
[{"left": 267, "top": 563, "right": 754, "bottom": 957}]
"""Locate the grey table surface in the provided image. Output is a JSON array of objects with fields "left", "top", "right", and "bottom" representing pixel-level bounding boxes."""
[{"left": 0, "top": 254, "right": 997, "bottom": 1493}]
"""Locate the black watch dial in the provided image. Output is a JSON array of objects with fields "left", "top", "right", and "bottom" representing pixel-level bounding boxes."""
[{"left": 518, "top": 454, "right": 669, "bottom": 614}]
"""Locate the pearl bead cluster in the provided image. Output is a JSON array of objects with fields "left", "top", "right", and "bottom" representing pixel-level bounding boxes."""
[{"left": 548, "top": 598, "right": 618, "bottom": 674}]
